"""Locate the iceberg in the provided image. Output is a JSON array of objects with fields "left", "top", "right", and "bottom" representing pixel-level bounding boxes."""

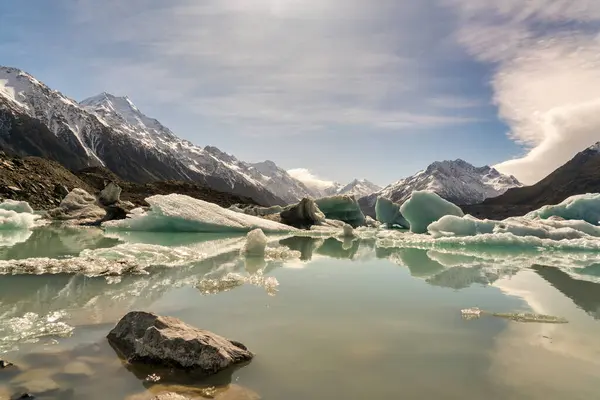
[
  {"left": 242, "top": 229, "right": 268, "bottom": 256},
  {"left": 0, "top": 209, "right": 40, "bottom": 231},
  {"left": 315, "top": 195, "right": 365, "bottom": 228},
  {"left": 375, "top": 197, "right": 409, "bottom": 228},
  {"left": 103, "top": 194, "right": 297, "bottom": 233},
  {"left": 0, "top": 199, "right": 34, "bottom": 214},
  {"left": 526, "top": 193, "right": 600, "bottom": 225},
  {"left": 400, "top": 191, "right": 464, "bottom": 233}
]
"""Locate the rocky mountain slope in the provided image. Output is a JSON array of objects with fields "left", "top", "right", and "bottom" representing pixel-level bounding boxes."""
[
  {"left": 359, "top": 159, "right": 522, "bottom": 217},
  {"left": 0, "top": 67, "right": 283, "bottom": 206},
  {"left": 463, "top": 143, "right": 600, "bottom": 219},
  {"left": 0, "top": 152, "right": 258, "bottom": 210},
  {"left": 337, "top": 179, "right": 382, "bottom": 198}
]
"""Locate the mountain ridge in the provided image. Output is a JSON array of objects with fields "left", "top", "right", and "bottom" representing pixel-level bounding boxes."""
[{"left": 359, "top": 159, "right": 522, "bottom": 217}]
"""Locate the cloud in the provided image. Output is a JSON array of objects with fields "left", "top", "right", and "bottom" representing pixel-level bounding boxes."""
[
  {"left": 58, "top": 0, "right": 478, "bottom": 136},
  {"left": 447, "top": 0, "right": 600, "bottom": 184},
  {"left": 287, "top": 168, "right": 336, "bottom": 190}
]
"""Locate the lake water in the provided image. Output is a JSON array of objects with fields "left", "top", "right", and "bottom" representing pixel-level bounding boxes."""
[{"left": 1, "top": 226, "right": 600, "bottom": 399}]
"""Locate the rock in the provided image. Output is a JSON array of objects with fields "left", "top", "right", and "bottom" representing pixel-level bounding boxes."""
[
  {"left": 280, "top": 198, "right": 325, "bottom": 229},
  {"left": 98, "top": 181, "right": 122, "bottom": 206},
  {"left": 48, "top": 188, "right": 106, "bottom": 222},
  {"left": 11, "top": 393, "right": 35, "bottom": 400},
  {"left": 0, "top": 360, "right": 14, "bottom": 369},
  {"left": 62, "top": 361, "right": 94, "bottom": 377},
  {"left": 13, "top": 378, "right": 60, "bottom": 397},
  {"left": 215, "top": 385, "right": 261, "bottom": 400},
  {"left": 150, "top": 394, "right": 188, "bottom": 400},
  {"left": 101, "top": 205, "right": 129, "bottom": 222},
  {"left": 107, "top": 311, "right": 253, "bottom": 374}
]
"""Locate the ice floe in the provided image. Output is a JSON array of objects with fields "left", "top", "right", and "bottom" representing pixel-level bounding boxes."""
[{"left": 103, "top": 194, "right": 297, "bottom": 233}]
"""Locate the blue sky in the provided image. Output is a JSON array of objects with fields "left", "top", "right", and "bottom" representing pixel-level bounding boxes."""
[{"left": 2, "top": 0, "right": 600, "bottom": 186}]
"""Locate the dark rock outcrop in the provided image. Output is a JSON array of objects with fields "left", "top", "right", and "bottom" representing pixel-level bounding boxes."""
[
  {"left": 107, "top": 311, "right": 253, "bottom": 374},
  {"left": 280, "top": 198, "right": 325, "bottom": 229}
]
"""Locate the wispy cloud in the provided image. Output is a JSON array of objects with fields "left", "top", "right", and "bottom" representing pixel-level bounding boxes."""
[
  {"left": 447, "top": 0, "right": 600, "bottom": 184},
  {"left": 58, "top": 0, "right": 478, "bottom": 136},
  {"left": 287, "top": 168, "right": 336, "bottom": 190}
]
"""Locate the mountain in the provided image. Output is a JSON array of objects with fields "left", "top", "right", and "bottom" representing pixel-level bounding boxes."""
[
  {"left": 0, "top": 67, "right": 284, "bottom": 206},
  {"left": 463, "top": 143, "right": 600, "bottom": 219},
  {"left": 0, "top": 152, "right": 257, "bottom": 211},
  {"left": 247, "top": 160, "right": 316, "bottom": 204},
  {"left": 359, "top": 159, "right": 522, "bottom": 217},
  {"left": 337, "top": 179, "right": 382, "bottom": 198}
]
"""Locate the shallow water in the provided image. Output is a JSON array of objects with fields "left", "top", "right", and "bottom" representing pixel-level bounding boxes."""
[{"left": 1, "top": 227, "right": 600, "bottom": 399}]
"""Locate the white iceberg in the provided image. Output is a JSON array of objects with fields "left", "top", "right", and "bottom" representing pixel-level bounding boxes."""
[
  {"left": 0, "top": 209, "right": 41, "bottom": 231},
  {"left": 0, "top": 199, "right": 34, "bottom": 214},
  {"left": 103, "top": 194, "right": 296, "bottom": 233},
  {"left": 526, "top": 193, "right": 600, "bottom": 225},
  {"left": 400, "top": 190, "right": 464, "bottom": 234},
  {"left": 242, "top": 228, "right": 268, "bottom": 256}
]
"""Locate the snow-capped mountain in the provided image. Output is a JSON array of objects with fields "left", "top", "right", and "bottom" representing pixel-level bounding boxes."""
[
  {"left": 247, "top": 160, "right": 316, "bottom": 204},
  {"left": 337, "top": 179, "right": 382, "bottom": 198},
  {"left": 0, "top": 66, "right": 284, "bottom": 206},
  {"left": 359, "top": 159, "right": 522, "bottom": 216}
]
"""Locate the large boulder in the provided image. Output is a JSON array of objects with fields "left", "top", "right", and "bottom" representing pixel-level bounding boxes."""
[
  {"left": 48, "top": 188, "right": 106, "bottom": 222},
  {"left": 107, "top": 311, "right": 253, "bottom": 374},
  {"left": 98, "top": 181, "right": 122, "bottom": 206},
  {"left": 280, "top": 198, "right": 325, "bottom": 229},
  {"left": 400, "top": 190, "right": 464, "bottom": 234},
  {"left": 315, "top": 195, "right": 365, "bottom": 227}
]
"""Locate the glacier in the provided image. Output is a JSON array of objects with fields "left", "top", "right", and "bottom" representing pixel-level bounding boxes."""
[
  {"left": 103, "top": 194, "right": 297, "bottom": 233},
  {"left": 400, "top": 191, "right": 464, "bottom": 234}
]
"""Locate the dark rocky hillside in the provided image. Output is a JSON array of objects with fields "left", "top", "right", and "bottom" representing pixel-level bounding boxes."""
[
  {"left": 0, "top": 152, "right": 258, "bottom": 210},
  {"left": 463, "top": 146, "right": 600, "bottom": 219}
]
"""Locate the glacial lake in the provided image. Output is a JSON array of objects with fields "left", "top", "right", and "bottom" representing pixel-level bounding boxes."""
[{"left": 1, "top": 226, "right": 600, "bottom": 399}]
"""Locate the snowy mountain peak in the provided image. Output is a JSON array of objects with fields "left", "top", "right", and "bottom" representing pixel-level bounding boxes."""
[
  {"left": 337, "top": 178, "right": 382, "bottom": 198},
  {"left": 588, "top": 141, "right": 600, "bottom": 152},
  {"left": 360, "top": 159, "right": 523, "bottom": 215}
]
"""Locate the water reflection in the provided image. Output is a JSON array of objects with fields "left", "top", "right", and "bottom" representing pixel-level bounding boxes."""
[
  {"left": 532, "top": 265, "right": 600, "bottom": 319},
  {"left": 0, "top": 226, "right": 120, "bottom": 260}
]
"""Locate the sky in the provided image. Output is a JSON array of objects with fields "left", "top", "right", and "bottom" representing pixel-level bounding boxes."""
[{"left": 2, "top": 0, "right": 600, "bottom": 187}]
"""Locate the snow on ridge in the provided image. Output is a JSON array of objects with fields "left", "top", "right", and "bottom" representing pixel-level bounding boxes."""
[{"left": 373, "top": 159, "right": 522, "bottom": 206}]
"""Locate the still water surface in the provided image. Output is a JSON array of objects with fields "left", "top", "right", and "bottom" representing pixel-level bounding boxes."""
[{"left": 0, "top": 227, "right": 599, "bottom": 399}]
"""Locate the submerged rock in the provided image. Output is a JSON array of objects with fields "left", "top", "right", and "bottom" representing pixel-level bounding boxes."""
[
  {"left": 280, "top": 198, "right": 325, "bottom": 229},
  {"left": 107, "top": 311, "right": 253, "bottom": 374},
  {"left": 315, "top": 195, "right": 365, "bottom": 227}
]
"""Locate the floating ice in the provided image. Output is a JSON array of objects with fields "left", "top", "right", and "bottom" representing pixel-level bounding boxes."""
[
  {"left": 0, "top": 209, "right": 41, "bottom": 231},
  {"left": 428, "top": 214, "right": 600, "bottom": 241},
  {"left": 315, "top": 195, "right": 365, "bottom": 227},
  {"left": 0, "top": 310, "right": 74, "bottom": 353},
  {"left": 197, "top": 272, "right": 279, "bottom": 296},
  {"left": 400, "top": 191, "right": 464, "bottom": 233},
  {"left": 341, "top": 224, "right": 355, "bottom": 238},
  {"left": 375, "top": 197, "right": 409, "bottom": 228},
  {"left": 242, "top": 229, "right": 268, "bottom": 256},
  {"left": 103, "top": 194, "right": 297, "bottom": 233},
  {"left": 0, "top": 199, "right": 34, "bottom": 214},
  {"left": 526, "top": 193, "right": 600, "bottom": 225}
]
